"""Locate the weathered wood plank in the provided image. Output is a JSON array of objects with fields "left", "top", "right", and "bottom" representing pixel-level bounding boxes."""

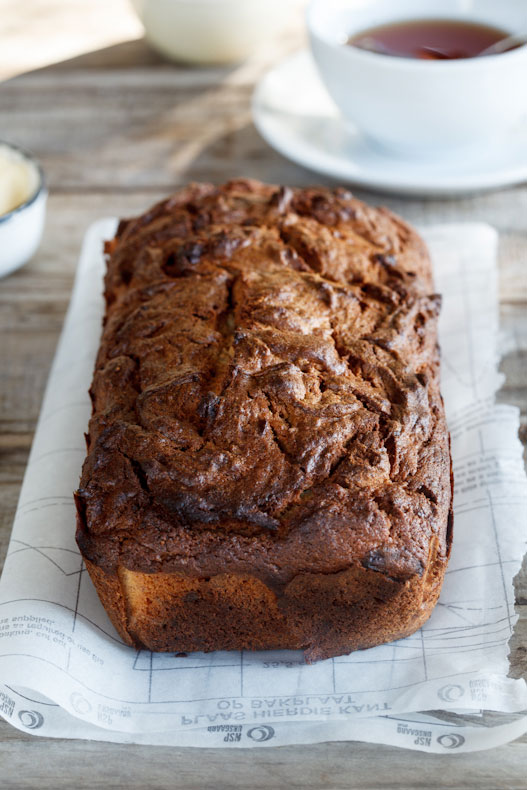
[{"left": 1, "top": 70, "right": 526, "bottom": 300}]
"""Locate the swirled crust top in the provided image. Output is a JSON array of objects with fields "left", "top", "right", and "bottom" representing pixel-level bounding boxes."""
[{"left": 76, "top": 179, "right": 451, "bottom": 597}]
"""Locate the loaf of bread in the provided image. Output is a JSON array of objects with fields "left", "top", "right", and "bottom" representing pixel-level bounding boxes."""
[{"left": 75, "top": 179, "right": 452, "bottom": 661}]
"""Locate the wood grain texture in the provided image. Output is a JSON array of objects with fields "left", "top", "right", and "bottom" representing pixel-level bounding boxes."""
[{"left": 0, "top": 2, "right": 526, "bottom": 785}]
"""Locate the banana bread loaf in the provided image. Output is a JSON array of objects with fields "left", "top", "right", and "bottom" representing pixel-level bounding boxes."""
[{"left": 75, "top": 179, "right": 452, "bottom": 661}]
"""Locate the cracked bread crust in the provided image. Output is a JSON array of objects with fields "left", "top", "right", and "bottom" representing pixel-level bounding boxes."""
[{"left": 75, "top": 179, "right": 453, "bottom": 661}]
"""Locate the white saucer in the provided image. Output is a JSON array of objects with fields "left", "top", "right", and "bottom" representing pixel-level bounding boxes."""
[{"left": 252, "top": 50, "right": 527, "bottom": 197}]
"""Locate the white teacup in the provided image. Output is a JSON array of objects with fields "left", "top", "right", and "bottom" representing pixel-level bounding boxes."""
[
  {"left": 307, "top": 0, "right": 527, "bottom": 155},
  {"left": 130, "top": 0, "right": 285, "bottom": 65}
]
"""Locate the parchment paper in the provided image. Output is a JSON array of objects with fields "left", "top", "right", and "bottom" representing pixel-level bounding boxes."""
[{"left": 1, "top": 220, "right": 526, "bottom": 752}]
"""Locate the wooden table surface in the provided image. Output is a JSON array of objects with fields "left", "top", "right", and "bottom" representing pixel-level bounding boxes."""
[{"left": 1, "top": 3, "right": 526, "bottom": 787}]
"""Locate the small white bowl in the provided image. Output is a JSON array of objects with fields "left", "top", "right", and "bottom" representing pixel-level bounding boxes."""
[
  {"left": 130, "top": 0, "right": 285, "bottom": 65},
  {"left": 0, "top": 142, "right": 47, "bottom": 279},
  {"left": 307, "top": 0, "right": 527, "bottom": 156}
]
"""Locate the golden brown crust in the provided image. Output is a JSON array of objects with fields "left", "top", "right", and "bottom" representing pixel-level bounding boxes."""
[{"left": 76, "top": 179, "right": 452, "bottom": 660}]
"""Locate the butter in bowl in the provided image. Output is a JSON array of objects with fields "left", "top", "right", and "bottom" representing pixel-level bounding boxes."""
[{"left": 0, "top": 142, "right": 47, "bottom": 278}]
